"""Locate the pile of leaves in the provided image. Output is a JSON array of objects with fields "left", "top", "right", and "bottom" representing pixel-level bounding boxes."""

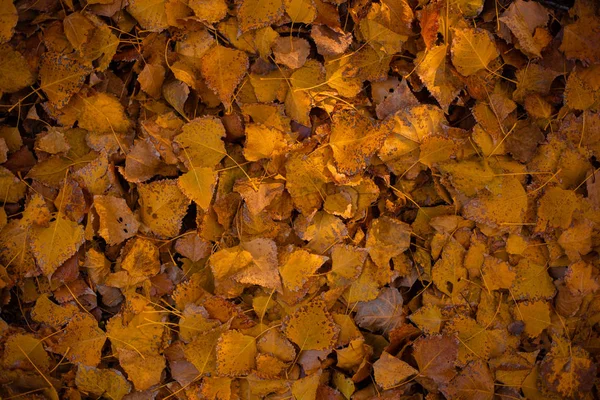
[{"left": 1, "top": 0, "right": 600, "bottom": 398}]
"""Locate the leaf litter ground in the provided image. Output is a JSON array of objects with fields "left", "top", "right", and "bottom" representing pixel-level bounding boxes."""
[{"left": 0, "top": 0, "right": 600, "bottom": 399}]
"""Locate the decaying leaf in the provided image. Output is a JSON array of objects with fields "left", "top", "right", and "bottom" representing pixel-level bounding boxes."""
[{"left": 2, "top": 0, "right": 599, "bottom": 397}]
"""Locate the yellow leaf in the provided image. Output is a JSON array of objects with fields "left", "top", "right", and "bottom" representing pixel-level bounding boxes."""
[
  {"left": 119, "top": 237, "right": 161, "bottom": 280},
  {"left": 175, "top": 117, "right": 227, "bottom": 169},
  {"left": 409, "top": 303, "right": 443, "bottom": 334},
  {"left": 127, "top": 0, "right": 168, "bottom": 32},
  {"left": 329, "top": 111, "right": 390, "bottom": 175},
  {"left": 0, "top": 220, "right": 36, "bottom": 277},
  {"left": 0, "top": 0, "right": 17, "bottom": 43},
  {"left": 117, "top": 349, "right": 165, "bottom": 390},
  {"left": 75, "top": 366, "right": 131, "bottom": 400},
  {"left": 79, "top": 20, "right": 119, "bottom": 72},
  {"left": 540, "top": 338, "right": 596, "bottom": 398},
  {"left": 94, "top": 195, "right": 140, "bottom": 245},
  {"left": 216, "top": 330, "right": 257, "bottom": 376},
  {"left": 209, "top": 245, "right": 254, "bottom": 281},
  {"left": 297, "top": 211, "right": 348, "bottom": 255},
  {"left": 255, "top": 26, "right": 280, "bottom": 59},
  {"left": 510, "top": 258, "right": 556, "bottom": 301},
  {"left": 3, "top": 333, "right": 50, "bottom": 372},
  {"left": 138, "top": 179, "right": 190, "bottom": 238},
  {"left": 178, "top": 167, "right": 218, "bottom": 210},
  {"left": 451, "top": 28, "right": 498, "bottom": 76},
  {"left": 31, "top": 294, "right": 78, "bottom": 328},
  {"left": 189, "top": 0, "right": 227, "bottom": 22},
  {"left": 283, "top": 299, "right": 339, "bottom": 350},
  {"left": 200, "top": 46, "right": 249, "bottom": 109},
  {"left": 49, "top": 313, "right": 106, "bottom": 367},
  {"left": 432, "top": 238, "right": 468, "bottom": 300},
  {"left": 292, "top": 370, "right": 321, "bottom": 399},
  {"left": 238, "top": 238, "right": 283, "bottom": 292},
  {"left": 365, "top": 216, "right": 411, "bottom": 269},
  {"left": 106, "top": 296, "right": 167, "bottom": 357},
  {"left": 373, "top": 352, "right": 418, "bottom": 389},
  {"left": 344, "top": 258, "right": 390, "bottom": 303},
  {"left": 201, "top": 376, "right": 233, "bottom": 399},
  {"left": 40, "top": 52, "right": 92, "bottom": 109},
  {"left": 30, "top": 215, "right": 85, "bottom": 276},
  {"left": 279, "top": 249, "right": 328, "bottom": 292},
  {"left": 564, "top": 260, "right": 599, "bottom": 296},
  {"left": 327, "top": 245, "right": 367, "bottom": 288},
  {"left": 536, "top": 187, "right": 579, "bottom": 232},
  {"left": 243, "top": 123, "right": 289, "bottom": 161},
  {"left": 337, "top": 340, "right": 367, "bottom": 371},
  {"left": 238, "top": 0, "right": 284, "bottom": 32},
  {"left": 184, "top": 327, "right": 225, "bottom": 376},
  {"left": 515, "top": 300, "right": 551, "bottom": 338},
  {"left": 179, "top": 304, "right": 221, "bottom": 342},
  {"left": 0, "top": 45, "right": 35, "bottom": 93},
  {"left": 481, "top": 255, "right": 516, "bottom": 291},
  {"left": 78, "top": 92, "right": 131, "bottom": 134},
  {"left": 63, "top": 12, "right": 95, "bottom": 52},
  {"left": 463, "top": 177, "right": 528, "bottom": 229},
  {"left": 284, "top": 148, "right": 330, "bottom": 214},
  {"left": 0, "top": 166, "right": 26, "bottom": 203},
  {"left": 416, "top": 45, "right": 463, "bottom": 111},
  {"left": 285, "top": 0, "right": 316, "bottom": 23}
]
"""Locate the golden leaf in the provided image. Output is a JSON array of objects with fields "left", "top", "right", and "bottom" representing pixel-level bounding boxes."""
[
  {"left": 178, "top": 167, "right": 218, "bottom": 211},
  {"left": 175, "top": 117, "right": 227, "bottom": 169},
  {"left": 31, "top": 294, "right": 78, "bottom": 328},
  {"left": 540, "top": 337, "right": 596, "bottom": 398},
  {"left": 409, "top": 303, "right": 443, "bottom": 334},
  {"left": 200, "top": 46, "right": 249, "bottom": 109},
  {"left": 138, "top": 179, "right": 190, "bottom": 238},
  {"left": 39, "top": 52, "right": 91, "bottom": 109},
  {"left": 127, "top": 0, "right": 169, "bottom": 32},
  {"left": 416, "top": 45, "right": 463, "bottom": 111},
  {"left": 120, "top": 237, "right": 161, "bottom": 280},
  {"left": 94, "top": 195, "right": 140, "bottom": 245},
  {"left": 451, "top": 28, "right": 498, "bottom": 76},
  {"left": 0, "top": 45, "right": 35, "bottom": 93},
  {"left": 243, "top": 123, "right": 289, "bottom": 161},
  {"left": 515, "top": 300, "right": 551, "bottom": 338},
  {"left": 49, "top": 313, "right": 106, "bottom": 367},
  {"left": 3, "top": 333, "right": 50, "bottom": 372},
  {"left": 327, "top": 245, "right": 367, "bottom": 288},
  {"left": 30, "top": 215, "right": 85, "bottom": 276},
  {"left": 0, "top": 0, "right": 17, "bottom": 43},
  {"left": 283, "top": 299, "right": 339, "bottom": 350},
  {"left": 237, "top": 0, "right": 284, "bottom": 32},
  {"left": 75, "top": 366, "right": 131, "bottom": 400},
  {"left": 511, "top": 258, "right": 556, "bottom": 301},
  {"left": 366, "top": 216, "right": 411, "bottom": 269},
  {"left": 78, "top": 92, "right": 131, "bottom": 134},
  {"left": 329, "top": 111, "right": 390, "bottom": 175},
  {"left": 189, "top": 0, "right": 228, "bottom": 23},
  {"left": 373, "top": 352, "right": 418, "bottom": 389},
  {"left": 481, "top": 255, "right": 516, "bottom": 291},
  {"left": 0, "top": 166, "right": 26, "bottom": 203},
  {"left": 216, "top": 330, "right": 257, "bottom": 376},
  {"left": 291, "top": 370, "right": 321, "bottom": 399},
  {"left": 279, "top": 248, "right": 328, "bottom": 292}
]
